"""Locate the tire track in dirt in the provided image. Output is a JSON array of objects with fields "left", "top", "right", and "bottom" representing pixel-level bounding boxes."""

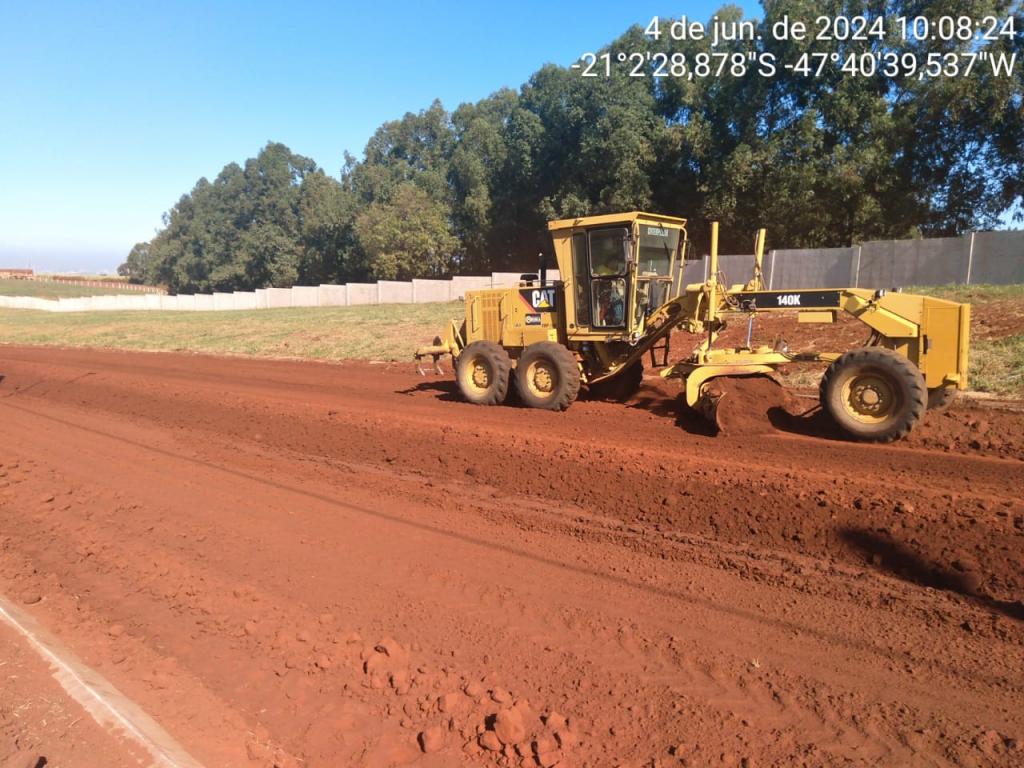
[
  {"left": 0, "top": 346, "right": 1022, "bottom": 767},
  {"left": 8, "top": 353, "right": 1018, "bottom": 608}
]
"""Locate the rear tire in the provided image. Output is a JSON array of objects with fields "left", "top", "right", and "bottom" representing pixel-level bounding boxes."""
[
  {"left": 515, "top": 342, "right": 580, "bottom": 411},
  {"left": 927, "top": 385, "right": 957, "bottom": 411},
  {"left": 456, "top": 341, "right": 511, "bottom": 405},
  {"left": 820, "top": 347, "right": 926, "bottom": 442},
  {"left": 588, "top": 361, "right": 643, "bottom": 402}
]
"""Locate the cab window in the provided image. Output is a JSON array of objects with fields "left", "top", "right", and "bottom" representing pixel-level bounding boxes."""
[
  {"left": 589, "top": 228, "right": 628, "bottom": 276},
  {"left": 638, "top": 225, "right": 679, "bottom": 276},
  {"left": 571, "top": 232, "right": 591, "bottom": 326},
  {"left": 592, "top": 278, "right": 626, "bottom": 328}
]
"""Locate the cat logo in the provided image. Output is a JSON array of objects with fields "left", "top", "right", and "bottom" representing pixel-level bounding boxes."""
[
  {"left": 520, "top": 287, "right": 556, "bottom": 312},
  {"left": 776, "top": 294, "right": 801, "bottom": 307}
]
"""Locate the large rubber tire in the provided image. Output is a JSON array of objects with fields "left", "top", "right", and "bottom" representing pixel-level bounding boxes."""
[
  {"left": 514, "top": 342, "right": 581, "bottom": 411},
  {"left": 456, "top": 341, "right": 511, "bottom": 406},
  {"left": 588, "top": 361, "right": 643, "bottom": 402},
  {"left": 927, "top": 385, "right": 958, "bottom": 411},
  {"left": 820, "top": 347, "right": 927, "bottom": 443}
]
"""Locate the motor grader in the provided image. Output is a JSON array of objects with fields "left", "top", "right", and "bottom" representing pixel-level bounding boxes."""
[{"left": 415, "top": 211, "right": 970, "bottom": 442}]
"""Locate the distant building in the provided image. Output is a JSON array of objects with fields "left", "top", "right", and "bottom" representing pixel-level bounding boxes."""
[{"left": 0, "top": 268, "right": 34, "bottom": 279}]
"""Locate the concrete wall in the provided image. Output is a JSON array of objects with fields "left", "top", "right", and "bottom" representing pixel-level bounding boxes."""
[
  {"left": 858, "top": 237, "right": 967, "bottom": 288},
  {"left": 233, "top": 292, "right": 258, "bottom": 310},
  {"left": 491, "top": 272, "right": 526, "bottom": 287},
  {"left": 346, "top": 283, "right": 377, "bottom": 305},
  {"left": 970, "top": 230, "right": 1024, "bottom": 285},
  {"left": 2, "top": 232, "right": 1020, "bottom": 314},
  {"left": 318, "top": 284, "right": 347, "bottom": 307},
  {"left": 290, "top": 286, "right": 319, "bottom": 307},
  {"left": 379, "top": 280, "right": 414, "bottom": 304},
  {"left": 266, "top": 288, "right": 292, "bottom": 308},
  {"left": 451, "top": 276, "right": 492, "bottom": 299},
  {"left": 213, "top": 292, "right": 234, "bottom": 311},
  {"left": 378, "top": 281, "right": 410, "bottom": 303},
  {"left": 412, "top": 279, "right": 451, "bottom": 303},
  {"left": 771, "top": 247, "right": 856, "bottom": 289}
]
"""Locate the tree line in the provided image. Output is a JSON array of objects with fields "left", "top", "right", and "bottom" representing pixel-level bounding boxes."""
[{"left": 121, "top": 0, "right": 1023, "bottom": 293}]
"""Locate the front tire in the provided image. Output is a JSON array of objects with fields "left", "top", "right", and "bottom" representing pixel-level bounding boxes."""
[
  {"left": 820, "top": 347, "right": 926, "bottom": 442},
  {"left": 514, "top": 342, "right": 580, "bottom": 411},
  {"left": 456, "top": 341, "right": 511, "bottom": 405}
]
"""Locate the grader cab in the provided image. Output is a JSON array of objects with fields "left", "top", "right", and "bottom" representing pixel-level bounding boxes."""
[{"left": 414, "top": 211, "right": 970, "bottom": 443}]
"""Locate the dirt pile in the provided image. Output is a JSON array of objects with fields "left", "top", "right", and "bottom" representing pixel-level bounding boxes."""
[{"left": 706, "top": 374, "right": 799, "bottom": 435}]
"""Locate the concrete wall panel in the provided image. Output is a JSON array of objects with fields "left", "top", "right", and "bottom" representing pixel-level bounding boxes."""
[
  {"left": 194, "top": 294, "right": 215, "bottom": 311},
  {"left": 347, "top": 283, "right": 377, "bottom": 305},
  {"left": 255, "top": 288, "right": 269, "bottom": 309},
  {"left": 859, "top": 237, "right": 966, "bottom": 289},
  {"left": 771, "top": 247, "right": 855, "bottom": 289},
  {"left": 266, "top": 288, "right": 292, "bottom": 308},
  {"left": 291, "top": 285, "right": 319, "bottom": 307},
  {"left": 970, "top": 231, "right": 1024, "bottom": 285},
  {"left": 318, "top": 284, "right": 347, "bottom": 307},
  {"left": 378, "top": 280, "right": 413, "bottom": 304},
  {"left": 213, "top": 292, "right": 235, "bottom": 311},
  {"left": 412, "top": 279, "right": 451, "bottom": 303},
  {"left": 233, "top": 292, "right": 258, "bottom": 310},
  {"left": 57, "top": 298, "right": 85, "bottom": 312}
]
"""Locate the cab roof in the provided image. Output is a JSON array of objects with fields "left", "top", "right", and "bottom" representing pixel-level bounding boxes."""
[{"left": 547, "top": 211, "right": 687, "bottom": 232}]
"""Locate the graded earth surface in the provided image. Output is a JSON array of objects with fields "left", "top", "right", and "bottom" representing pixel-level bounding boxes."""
[{"left": 0, "top": 346, "right": 1021, "bottom": 767}]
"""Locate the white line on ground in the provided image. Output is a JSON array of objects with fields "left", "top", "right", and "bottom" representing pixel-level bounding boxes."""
[{"left": 0, "top": 593, "right": 204, "bottom": 768}]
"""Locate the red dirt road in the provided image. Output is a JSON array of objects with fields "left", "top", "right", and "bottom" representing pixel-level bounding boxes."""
[{"left": 0, "top": 346, "right": 1022, "bottom": 767}]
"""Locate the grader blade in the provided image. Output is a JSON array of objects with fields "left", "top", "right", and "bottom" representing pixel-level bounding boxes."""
[{"left": 696, "top": 382, "right": 727, "bottom": 431}]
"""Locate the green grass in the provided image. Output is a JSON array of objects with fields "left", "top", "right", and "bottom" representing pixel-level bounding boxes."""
[
  {"left": 906, "top": 283, "right": 1024, "bottom": 302},
  {"left": 0, "top": 302, "right": 463, "bottom": 362},
  {"left": 0, "top": 279, "right": 155, "bottom": 299},
  {"left": 969, "top": 335, "right": 1024, "bottom": 397}
]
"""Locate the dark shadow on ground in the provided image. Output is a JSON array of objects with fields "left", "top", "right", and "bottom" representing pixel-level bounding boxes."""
[
  {"left": 394, "top": 378, "right": 461, "bottom": 402},
  {"left": 626, "top": 392, "right": 719, "bottom": 436},
  {"left": 767, "top": 401, "right": 850, "bottom": 441},
  {"left": 839, "top": 527, "right": 1024, "bottom": 622},
  {"left": 395, "top": 377, "right": 528, "bottom": 407}
]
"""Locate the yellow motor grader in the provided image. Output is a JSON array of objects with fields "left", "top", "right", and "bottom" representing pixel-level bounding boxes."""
[{"left": 415, "top": 211, "right": 970, "bottom": 442}]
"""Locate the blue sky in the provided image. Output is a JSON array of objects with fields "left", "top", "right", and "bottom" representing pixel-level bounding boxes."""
[{"left": 0, "top": 1, "right": 759, "bottom": 272}]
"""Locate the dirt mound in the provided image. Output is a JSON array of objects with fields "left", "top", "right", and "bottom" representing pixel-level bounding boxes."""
[
  {"left": 709, "top": 374, "right": 798, "bottom": 435},
  {"left": 909, "top": 406, "right": 1024, "bottom": 459}
]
